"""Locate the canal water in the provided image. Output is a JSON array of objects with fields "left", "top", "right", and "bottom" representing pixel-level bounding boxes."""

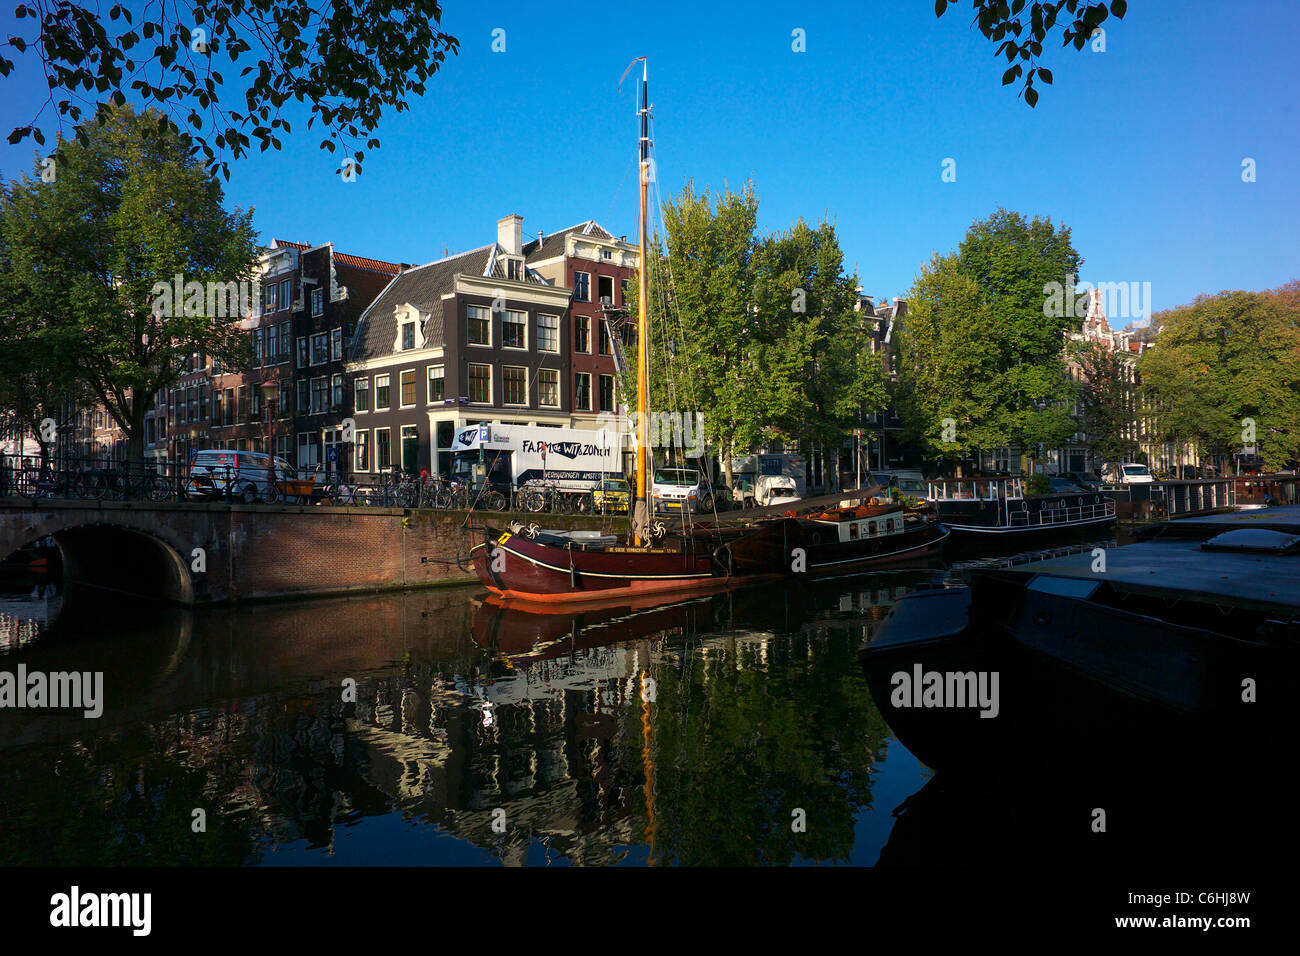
[{"left": 0, "top": 533, "right": 1283, "bottom": 867}]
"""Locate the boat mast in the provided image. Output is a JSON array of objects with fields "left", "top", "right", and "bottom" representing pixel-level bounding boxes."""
[{"left": 633, "top": 58, "right": 651, "bottom": 546}]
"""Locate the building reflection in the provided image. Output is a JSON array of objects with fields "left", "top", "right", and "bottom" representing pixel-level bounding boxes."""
[{"left": 0, "top": 575, "right": 926, "bottom": 866}]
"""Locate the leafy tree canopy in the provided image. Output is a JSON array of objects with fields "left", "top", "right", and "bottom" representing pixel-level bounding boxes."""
[
  {"left": 935, "top": 0, "right": 1129, "bottom": 107},
  {"left": 631, "top": 182, "right": 884, "bottom": 485},
  {"left": 0, "top": 104, "right": 259, "bottom": 458},
  {"left": 1, "top": 0, "right": 459, "bottom": 180},
  {"left": 895, "top": 209, "right": 1083, "bottom": 470},
  {"left": 1138, "top": 287, "right": 1300, "bottom": 471}
]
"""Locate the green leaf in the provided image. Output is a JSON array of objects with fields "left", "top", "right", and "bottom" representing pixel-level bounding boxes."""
[{"left": 1024, "top": 86, "right": 1039, "bottom": 107}]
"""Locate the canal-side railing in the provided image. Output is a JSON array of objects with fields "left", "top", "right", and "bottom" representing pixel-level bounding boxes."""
[
  {"left": 1006, "top": 500, "right": 1116, "bottom": 527},
  {"left": 1105, "top": 478, "right": 1237, "bottom": 520}
]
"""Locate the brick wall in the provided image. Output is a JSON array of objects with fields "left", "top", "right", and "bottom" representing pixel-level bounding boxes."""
[{"left": 1, "top": 500, "right": 623, "bottom": 605}]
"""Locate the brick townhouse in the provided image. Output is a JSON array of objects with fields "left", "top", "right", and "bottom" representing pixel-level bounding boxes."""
[
  {"left": 347, "top": 215, "right": 585, "bottom": 479},
  {"left": 208, "top": 240, "right": 403, "bottom": 470},
  {"left": 521, "top": 220, "right": 639, "bottom": 443}
]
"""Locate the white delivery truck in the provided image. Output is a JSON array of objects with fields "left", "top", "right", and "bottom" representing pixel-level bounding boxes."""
[{"left": 449, "top": 423, "right": 623, "bottom": 493}]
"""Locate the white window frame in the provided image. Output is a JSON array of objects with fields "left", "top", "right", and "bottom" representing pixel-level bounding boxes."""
[
  {"left": 353, "top": 429, "right": 371, "bottom": 473},
  {"left": 538, "top": 368, "right": 560, "bottom": 408},
  {"left": 467, "top": 303, "right": 492, "bottom": 348},
  {"left": 537, "top": 313, "right": 559, "bottom": 353},
  {"left": 374, "top": 426, "right": 392, "bottom": 472},
  {"left": 331, "top": 327, "right": 343, "bottom": 362},
  {"left": 374, "top": 373, "right": 391, "bottom": 411},
  {"left": 575, "top": 315, "right": 592, "bottom": 354},
  {"left": 311, "top": 287, "right": 324, "bottom": 317},
  {"left": 501, "top": 309, "right": 528, "bottom": 351},
  {"left": 427, "top": 365, "right": 445, "bottom": 405},
  {"left": 503, "top": 365, "right": 528, "bottom": 407},
  {"left": 310, "top": 332, "right": 329, "bottom": 366},
  {"left": 573, "top": 270, "right": 591, "bottom": 302},
  {"left": 468, "top": 363, "right": 492, "bottom": 405},
  {"left": 399, "top": 368, "right": 417, "bottom": 409},
  {"left": 575, "top": 371, "right": 592, "bottom": 411},
  {"left": 354, "top": 377, "right": 370, "bottom": 413}
]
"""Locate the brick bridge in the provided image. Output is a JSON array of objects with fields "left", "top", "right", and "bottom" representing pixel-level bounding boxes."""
[{"left": 0, "top": 500, "right": 615, "bottom": 606}]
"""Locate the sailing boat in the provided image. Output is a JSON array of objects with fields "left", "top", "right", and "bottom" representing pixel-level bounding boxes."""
[{"left": 469, "top": 58, "right": 790, "bottom": 605}]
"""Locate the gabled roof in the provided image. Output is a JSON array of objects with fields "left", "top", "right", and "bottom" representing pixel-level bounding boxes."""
[
  {"left": 523, "top": 221, "right": 616, "bottom": 262},
  {"left": 349, "top": 244, "right": 493, "bottom": 361},
  {"left": 270, "top": 239, "right": 404, "bottom": 276},
  {"left": 349, "top": 242, "right": 553, "bottom": 361}
]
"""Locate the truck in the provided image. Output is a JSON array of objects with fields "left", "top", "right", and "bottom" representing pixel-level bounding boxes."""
[
  {"left": 727, "top": 452, "right": 808, "bottom": 498},
  {"left": 448, "top": 423, "right": 622, "bottom": 494}
]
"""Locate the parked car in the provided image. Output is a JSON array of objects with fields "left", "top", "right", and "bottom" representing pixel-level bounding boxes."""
[
  {"left": 652, "top": 467, "right": 714, "bottom": 514},
  {"left": 1101, "top": 462, "right": 1154, "bottom": 485},
  {"left": 185, "top": 449, "right": 293, "bottom": 503},
  {"left": 591, "top": 477, "right": 631, "bottom": 513},
  {"left": 1047, "top": 476, "right": 1087, "bottom": 493},
  {"left": 1060, "top": 471, "right": 1100, "bottom": 491}
]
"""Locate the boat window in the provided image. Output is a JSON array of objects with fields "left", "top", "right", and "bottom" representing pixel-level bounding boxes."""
[
  {"left": 849, "top": 522, "right": 859, "bottom": 540},
  {"left": 868, "top": 520, "right": 877, "bottom": 536},
  {"left": 1007, "top": 479, "right": 1023, "bottom": 498}
]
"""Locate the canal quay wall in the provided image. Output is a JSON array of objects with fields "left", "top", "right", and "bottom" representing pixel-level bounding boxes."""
[{"left": 0, "top": 500, "right": 623, "bottom": 606}]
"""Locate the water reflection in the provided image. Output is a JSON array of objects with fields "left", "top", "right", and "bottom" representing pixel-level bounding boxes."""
[{"left": 0, "top": 573, "right": 935, "bottom": 866}]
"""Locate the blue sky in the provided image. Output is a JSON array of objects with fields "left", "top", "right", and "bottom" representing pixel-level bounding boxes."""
[{"left": 2, "top": 0, "right": 1297, "bottom": 320}]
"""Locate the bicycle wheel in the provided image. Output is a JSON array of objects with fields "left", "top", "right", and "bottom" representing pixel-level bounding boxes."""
[
  {"left": 524, "top": 490, "right": 547, "bottom": 513},
  {"left": 483, "top": 490, "right": 507, "bottom": 512},
  {"left": 573, "top": 492, "right": 593, "bottom": 514},
  {"left": 261, "top": 481, "right": 281, "bottom": 504},
  {"left": 148, "top": 477, "right": 174, "bottom": 503}
]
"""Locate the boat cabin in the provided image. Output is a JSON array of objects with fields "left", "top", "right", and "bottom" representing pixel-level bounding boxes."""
[
  {"left": 926, "top": 478, "right": 1024, "bottom": 501},
  {"left": 807, "top": 504, "right": 909, "bottom": 544}
]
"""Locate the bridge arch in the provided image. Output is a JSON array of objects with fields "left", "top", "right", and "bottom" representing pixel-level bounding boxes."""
[{"left": 2, "top": 515, "right": 196, "bottom": 606}]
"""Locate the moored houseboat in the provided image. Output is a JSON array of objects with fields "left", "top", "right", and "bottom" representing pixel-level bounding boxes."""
[
  {"left": 786, "top": 501, "right": 949, "bottom": 578},
  {"left": 925, "top": 476, "right": 1114, "bottom": 540}
]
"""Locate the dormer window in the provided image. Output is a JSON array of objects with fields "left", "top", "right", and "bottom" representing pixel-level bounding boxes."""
[
  {"left": 401, "top": 321, "right": 415, "bottom": 351},
  {"left": 505, "top": 257, "right": 523, "bottom": 280}
]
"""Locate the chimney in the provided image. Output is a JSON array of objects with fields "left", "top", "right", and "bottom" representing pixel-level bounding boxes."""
[{"left": 497, "top": 214, "right": 523, "bottom": 256}]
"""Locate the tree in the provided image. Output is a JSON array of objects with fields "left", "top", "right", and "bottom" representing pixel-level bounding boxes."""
[
  {"left": 935, "top": 0, "right": 1129, "bottom": 106},
  {"left": 0, "top": 0, "right": 459, "bottom": 180},
  {"left": 0, "top": 286, "right": 90, "bottom": 462},
  {"left": 633, "top": 182, "right": 762, "bottom": 482},
  {"left": 0, "top": 105, "right": 258, "bottom": 460},
  {"left": 1138, "top": 289, "right": 1300, "bottom": 472},
  {"left": 895, "top": 210, "right": 1083, "bottom": 474},
  {"left": 751, "top": 219, "right": 885, "bottom": 491},
  {"left": 1074, "top": 338, "right": 1138, "bottom": 464},
  {"left": 632, "top": 183, "right": 883, "bottom": 488},
  {"left": 894, "top": 253, "right": 1005, "bottom": 470}
]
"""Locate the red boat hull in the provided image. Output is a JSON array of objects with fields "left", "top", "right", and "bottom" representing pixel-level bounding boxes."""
[{"left": 468, "top": 525, "right": 788, "bottom": 606}]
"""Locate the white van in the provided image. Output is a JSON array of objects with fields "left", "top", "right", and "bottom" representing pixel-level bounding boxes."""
[
  {"left": 186, "top": 449, "right": 293, "bottom": 503},
  {"left": 1102, "top": 462, "right": 1154, "bottom": 485},
  {"left": 755, "top": 475, "right": 800, "bottom": 508}
]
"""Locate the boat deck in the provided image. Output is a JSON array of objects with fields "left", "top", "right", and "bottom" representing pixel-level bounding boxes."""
[{"left": 999, "top": 506, "right": 1300, "bottom": 613}]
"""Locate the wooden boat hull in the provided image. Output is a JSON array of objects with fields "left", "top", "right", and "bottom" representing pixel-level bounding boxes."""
[
  {"left": 468, "top": 524, "right": 788, "bottom": 606},
  {"left": 793, "top": 521, "right": 950, "bottom": 577}
]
